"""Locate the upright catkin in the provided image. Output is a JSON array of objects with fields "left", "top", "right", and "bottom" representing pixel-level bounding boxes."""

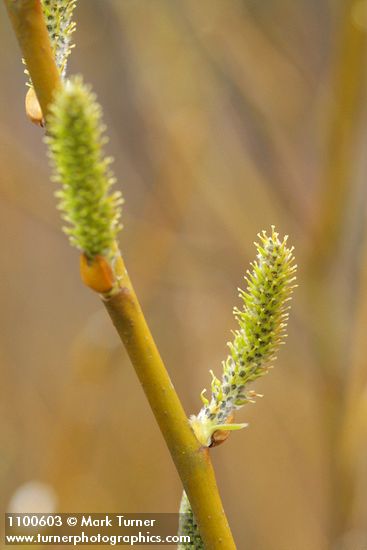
[{"left": 179, "top": 227, "right": 297, "bottom": 546}]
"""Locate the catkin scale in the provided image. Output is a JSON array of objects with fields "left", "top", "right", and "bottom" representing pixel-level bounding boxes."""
[
  {"left": 80, "top": 254, "right": 115, "bottom": 294},
  {"left": 25, "top": 88, "right": 44, "bottom": 126}
]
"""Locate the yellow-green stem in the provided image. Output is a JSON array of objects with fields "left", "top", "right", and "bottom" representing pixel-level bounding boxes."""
[
  {"left": 4, "top": 0, "right": 61, "bottom": 118},
  {"left": 103, "top": 258, "right": 236, "bottom": 549},
  {"left": 3, "top": 3, "right": 236, "bottom": 546}
]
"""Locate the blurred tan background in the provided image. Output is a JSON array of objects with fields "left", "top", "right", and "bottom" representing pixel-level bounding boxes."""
[{"left": 1, "top": 1, "right": 367, "bottom": 549}]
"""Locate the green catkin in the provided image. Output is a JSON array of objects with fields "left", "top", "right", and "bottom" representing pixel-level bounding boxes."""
[
  {"left": 190, "top": 227, "right": 297, "bottom": 447},
  {"left": 42, "top": 0, "right": 77, "bottom": 78},
  {"left": 24, "top": 0, "right": 77, "bottom": 85},
  {"left": 178, "top": 227, "right": 296, "bottom": 547},
  {"left": 178, "top": 492, "right": 204, "bottom": 550},
  {"left": 45, "top": 76, "right": 123, "bottom": 262}
]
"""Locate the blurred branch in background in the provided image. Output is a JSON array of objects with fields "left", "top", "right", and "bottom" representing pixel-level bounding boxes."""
[
  {"left": 310, "top": 0, "right": 367, "bottom": 275},
  {"left": 306, "top": 0, "right": 367, "bottom": 543}
]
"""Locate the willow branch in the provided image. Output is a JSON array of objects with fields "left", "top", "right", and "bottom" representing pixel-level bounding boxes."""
[
  {"left": 103, "top": 257, "right": 236, "bottom": 549},
  {"left": 4, "top": 0, "right": 61, "bottom": 117},
  {"left": 4, "top": 3, "right": 237, "bottom": 547}
]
